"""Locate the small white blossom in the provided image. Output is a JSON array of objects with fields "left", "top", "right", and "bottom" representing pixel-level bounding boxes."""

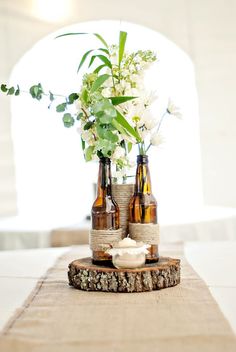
[
  {"left": 112, "top": 146, "right": 126, "bottom": 160},
  {"left": 105, "top": 77, "right": 114, "bottom": 88},
  {"left": 142, "top": 110, "right": 158, "bottom": 130},
  {"left": 74, "top": 98, "right": 82, "bottom": 111},
  {"left": 76, "top": 127, "right": 82, "bottom": 134},
  {"left": 91, "top": 154, "right": 99, "bottom": 161},
  {"left": 102, "top": 87, "right": 112, "bottom": 98},
  {"left": 139, "top": 128, "right": 149, "bottom": 140},
  {"left": 167, "top": 99, "right": 182, "bottom": 118},
  {"left": 129, "top": 64, "right": 135, "bottom": 72},
  {"left": 121, "top": 80, "right": 131, "bottom": 90},
  {"left": 81, "top": 130, "right": 94, "bottom": 145},
  {"left": 150, "top": 133, "right": 164, "bottom": 147}
]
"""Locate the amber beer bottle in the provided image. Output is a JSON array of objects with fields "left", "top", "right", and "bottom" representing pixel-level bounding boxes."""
[
  {"left": 129, "top": 155, "right": 159, "bottom": 262},
  {"left": 91, "top": 157, "right": 120, "bottom": 265}
]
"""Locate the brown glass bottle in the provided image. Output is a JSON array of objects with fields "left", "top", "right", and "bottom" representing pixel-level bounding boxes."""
[
  {"left": 91, "top": 157, "right": 120, "bottom": 265},
  {"left": 129, "top": 155, "right": 159, "bottom": 263}
]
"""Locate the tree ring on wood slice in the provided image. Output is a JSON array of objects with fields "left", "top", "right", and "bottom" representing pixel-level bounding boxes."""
[{"left": 68, "top": 257, "right": 181, "bottom": 293}]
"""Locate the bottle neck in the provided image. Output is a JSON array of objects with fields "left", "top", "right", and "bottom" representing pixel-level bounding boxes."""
[
  {"left": 96, "top": 157, "right": 112, "bottom": 198},
  {"left": 135, "top": 155, "right": 152, "bottom": 194}
]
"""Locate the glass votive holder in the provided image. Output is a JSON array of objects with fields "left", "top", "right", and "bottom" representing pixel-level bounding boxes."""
[{"left": 106, "top": 237, "right": 150, "bottom": 269}]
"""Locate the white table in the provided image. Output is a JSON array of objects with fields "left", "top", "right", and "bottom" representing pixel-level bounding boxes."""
[{"left": 0, "top": 242, "right": 235, "bottom": 334}]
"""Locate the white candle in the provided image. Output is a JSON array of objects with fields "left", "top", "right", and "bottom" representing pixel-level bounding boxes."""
[
  {"left": 113, "top": 253, "right": 145, "bottom": 269},
  {"left": 118, "top": 237, "right": 137, "bottom": 248},
  {"left": 106, "top": 239, "right": 150, "bottom": 269}
]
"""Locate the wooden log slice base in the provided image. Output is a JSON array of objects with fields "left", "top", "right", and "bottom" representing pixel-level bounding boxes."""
[{"left": 68, "top": 257, "right": 181, "bottom": 293}]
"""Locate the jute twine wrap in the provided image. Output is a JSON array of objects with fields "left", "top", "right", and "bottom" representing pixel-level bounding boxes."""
[
  {"left": 89, "top": 228, "right": 123, "bottom": 251},
  {"left": 129, "top": 223, "right": 160, "bottom": 245},
  {"left": 112, "top": 183, "right": 134, "bottom": 236}
]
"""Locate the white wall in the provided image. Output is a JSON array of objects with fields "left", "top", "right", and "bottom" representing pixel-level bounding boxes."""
[{"left": 0, "top": 0, "right": 236, "bottom": 216}]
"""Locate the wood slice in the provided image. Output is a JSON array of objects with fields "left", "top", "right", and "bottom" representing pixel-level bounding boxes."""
[{"left": 68, "top": 257, "right": 181, "bottom": 293}]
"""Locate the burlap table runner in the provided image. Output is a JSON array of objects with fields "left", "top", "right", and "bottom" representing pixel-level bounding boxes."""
[{"left": 0, "top": 245, "right": 236, "bottom": 352}]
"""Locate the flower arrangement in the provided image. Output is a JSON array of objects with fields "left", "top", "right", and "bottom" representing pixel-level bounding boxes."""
[{"left": 0, "top": 31, "right": 181, "bottom": 183}]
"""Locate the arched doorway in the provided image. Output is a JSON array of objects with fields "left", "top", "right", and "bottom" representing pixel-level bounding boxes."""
[{"left": 10, "top": 20, "right": 202, "bottom": 223}]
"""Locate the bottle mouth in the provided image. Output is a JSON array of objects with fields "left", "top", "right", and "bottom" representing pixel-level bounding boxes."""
[
  {"left": 99, "top": 157, "right": 111, "bottom": 164},
  {"left": 137, "top": 155, "right": 149, "bottom": 163}
]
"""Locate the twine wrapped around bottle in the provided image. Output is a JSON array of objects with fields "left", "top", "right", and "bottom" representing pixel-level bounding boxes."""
[
  {"left": 112, "top": 184, "right": 134, "bottom": 237},
  {"left": 129, "top": 223, "right": 160, "bottom": 245},
  {"left": 89, "top": 228, "right": 123, "bottom": 251}
]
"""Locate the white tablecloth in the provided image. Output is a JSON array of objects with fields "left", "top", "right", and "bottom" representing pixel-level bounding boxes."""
[
  {"left": 0, "top": 242, "right": 235, "bottom": 334},
  {"left": 1, "top": 206, "right": 236, "bottom": 250}
]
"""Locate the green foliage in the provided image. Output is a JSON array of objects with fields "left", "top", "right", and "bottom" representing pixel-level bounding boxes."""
[
  {"left": 97, "top": 48, "right": 109, "bottom": 55},
  {"left": 93, "top": 33, "right": 109, "bottom": 48},
  {"left": 49, "top": 91, "right": 54, "bottom": 101},
  {"left": 29, "top": 83, "right": 43, "bottom": 100},
  {"left": 63, "top": 113, "right": 74, "bottom": 128},
  {"left": 77, "top": 112, "right": 83, "bottom": 120},
  {"left": 55, "top": 32, "right": 86, "bottom": 39},
  {"left": 80, "top": 88, "right": 89, "bottom": 105},
  {"left": 92, "top": 98, "right": 117, "bottom": 124},
  {"left": 1, "top": 84, "right": 7, "bottom": 92},
  {"left": 68, "top": 93, "right": 79, "bottom": 104},
  {"left": 98, "top": 128, "right": 118, "bottom": 143},
  {"left": 109, "top": 96, "right": 137, "bottom": 105},
  {"left": 111, "top": 118, "right": 129, "bottom": 137},
  {"left": 85, "top": 145, "right": 94, "bottom": 161},
  {"left": 91, "top": 74, "right": 110, "bottom": 93},
  {"left": 56, "top": 32, "right": 109, "bottom": 49},
  {"left": 96, "top": 55, "right": 112, "bottom": 68},
  {"left": 0, "top": 84, "right": 20, "bottom": 96},
  {"left": 77, "top": 49, "right": 94, "bottom": 72},
  {"left": 93, "top": 64, "right": 106, "bottom": 74},
  {"left": 94, "top": 139, "right": 115, "bottom": 157},
  {"left": 15, "top": 85, "right": 20, "bottom": 96},
  {"left": 1, "top": 30, "right": 158, "bottom": 167},
  {"left": 84, "top": 121, "right": 94, "bottom": 130},
  {"left": 81, "top": 138, "right": 85, "bottom": 151},
  {"left": 118, "top": 31, "right": 127, "bottom": 67},
  {"left": 127, "top": 142, "right": 133, "bottom": 153},
  {"left": 115, "top": 110, "right": 141, "bottom": 142},
  {"left": 7, "top": 87, "right": 15, "bottom": 95},
  {"left": 56, "top": 103, "right": 67, "bottom": 112},
  {"left": 88, "top": 55, "right": 97, "bottom": 68}
]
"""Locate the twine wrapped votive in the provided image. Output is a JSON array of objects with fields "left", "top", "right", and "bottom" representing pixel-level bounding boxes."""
[{"left": 106, "top": 237, "right": 150, "bottom": 269}]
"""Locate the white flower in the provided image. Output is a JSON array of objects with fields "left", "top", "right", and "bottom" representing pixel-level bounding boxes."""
[
  {"left": 122, "top": 133, "right": 137, "bottom": 145},
  {"left": 122, "top": 69, "right": 129, "bottom": 76},
  {"left": 150, "top": 133, "right": 164, "bottom": 147},
  {"left": 167, "top": 99, "right": 182, "bottom": 118},
  {"left": 112, "top": 146, "right": 125, "bottom": 160},
  {"left": 81, "top": 130, "right": 94, "bottom": 145},
  {"left": 102, "top": 87, "right": 112, "bottom": 98},
  {"left": 114, "top": 83, "right": 123, "bottom": 94},
  {"left": 129, "top": 64, "right": 135, "bottom": 72},
  {"left": 74, "top": 98, "right": 82, "bottom": 111},
  {"left": 91, "top": 154, "right": 99, "bottom": 161},
  {"left": 105, "top": 77, "right": 114, "bottom": 88},
  {"left": 138, "top": 128, "right": 149, "bottom": 140},
  {"left": 121, "top": 80, "right": 131, "bottom": 91},
  {"left": 77, "top": 127, "right": 95, "bottom": 146},
  {"left": 110, "top": 54, "right": 118, "bottom": 65},
  {"left": 142, "top": 110, "right": 158, "bottom": 130},
  {"left": 76, "top": 127, "right": 82, "bottom": 134}
]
